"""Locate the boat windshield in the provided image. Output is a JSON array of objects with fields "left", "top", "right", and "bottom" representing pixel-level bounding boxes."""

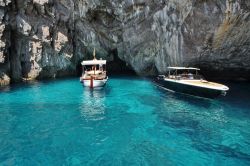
[{"left": 167, "top": 69, "right": 205, "bottom": 80}]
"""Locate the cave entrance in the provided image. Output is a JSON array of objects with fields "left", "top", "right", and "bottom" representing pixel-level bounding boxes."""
[
  {"left": 106, "top": 49, "right": 136, "bottom": 75},
  {"left": 75, "top": 49, "right": 136, "bottom": 77},
  {"left": 76, "top": 62, "right": 83, "bottom": 77}
]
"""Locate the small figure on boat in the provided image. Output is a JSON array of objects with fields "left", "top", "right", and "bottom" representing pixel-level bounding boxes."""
[
  {"left": 80, "top": 48, "right": 108, "bottom": 88},
  {"left": 155, "top": 67, "right": 229, "bottom": 99}
]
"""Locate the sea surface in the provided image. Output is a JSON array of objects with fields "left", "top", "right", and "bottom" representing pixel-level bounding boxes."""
[{"left": 0, "top": 76, "right": 250, "bottom": 166}]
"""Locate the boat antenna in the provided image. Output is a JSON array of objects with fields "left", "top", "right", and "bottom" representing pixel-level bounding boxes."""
[{"left": 93, "top": 47, "right": 96, "bottom": 60}]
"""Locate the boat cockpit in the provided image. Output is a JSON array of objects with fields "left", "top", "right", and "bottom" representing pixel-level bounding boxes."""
[{"left": 165, "top": 67, "right": 205, "bottom": 80}]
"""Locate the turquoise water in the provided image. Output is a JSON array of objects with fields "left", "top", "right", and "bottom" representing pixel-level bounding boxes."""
[{"left": 0, "top": 76, "right": 250, "bottom": 165}]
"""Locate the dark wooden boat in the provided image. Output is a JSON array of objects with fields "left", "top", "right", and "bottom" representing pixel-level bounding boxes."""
[{"left": 155, "top": 67, "right": 229, "bottom": 99}]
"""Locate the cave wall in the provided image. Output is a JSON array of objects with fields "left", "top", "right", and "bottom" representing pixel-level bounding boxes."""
[
  {"left": 0, "top": 0, "right": 11, "bottom": 85},
  {"left": 0, "top": 0, "right": 250, "bottom": 85}
]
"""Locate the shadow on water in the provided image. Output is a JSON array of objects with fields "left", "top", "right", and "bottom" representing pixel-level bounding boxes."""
[
  {"left": 154, "top": 84, "right": 214, "bottom": 108},
  {"left": 0, "top": 76, "right": 77, "bottom": 93},
  {"left": 150, "top": 80, "right": 250, "bottom": 162},
  {"left": 0, "top": 79, "right": 41, "bottom": 93},
  {"left": 192, "top": 142, "right": 250, "bottom": 161},
  {"left": 219, "top": 81, "right": 250, "bottom": 111}
]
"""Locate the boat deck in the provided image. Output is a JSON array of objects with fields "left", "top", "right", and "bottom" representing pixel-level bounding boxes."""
[{"left": 180, "top": 80, "right": 228, "bottom": 90}]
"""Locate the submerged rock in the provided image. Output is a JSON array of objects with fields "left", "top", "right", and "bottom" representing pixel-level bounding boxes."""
[{"left": 0, "top": 0, "right": 250, "bottom": 85}]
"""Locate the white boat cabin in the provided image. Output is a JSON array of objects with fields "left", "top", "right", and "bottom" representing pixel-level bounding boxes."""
[
  {"left": 165, "top": 67, "right": 204, "bottom": 80},
  {"left": 81, "top": 59, "right": 107, "bottom": 80},
  {"left": 80, "top": 48, "right": 108, "bottom": 88}
]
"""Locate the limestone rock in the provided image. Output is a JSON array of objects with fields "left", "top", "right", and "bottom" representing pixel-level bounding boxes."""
[
  {"left": 33, "top": 0, "right": 49, "bottom": 6},
  {"left": 16, "top": 15, "right": 32, "bottom": 36},
  {"left": 1, "top": 0, "right": 250, "bottom": 86},
  {"left": 0, "top": 0, "right": 11, "bottom": 7},
  {"left": 38, "top": 25, "right": 50, "bottom": 42},
  {"left": 54, "top": 31, "right": 68, "bottom": 52},
  {"left": 0, "top": 72, "right": 10, "bottom": 86},
  {"left": 0, "top": 2, "right": 10, "bottom": 65}
]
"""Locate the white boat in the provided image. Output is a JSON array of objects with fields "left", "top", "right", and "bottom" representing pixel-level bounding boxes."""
[
  {"left": 155, "top": 67, "right": 229, "bottom": 99},
  {"left": 80, "top": 49, "right": 108, "bottom": 88}
]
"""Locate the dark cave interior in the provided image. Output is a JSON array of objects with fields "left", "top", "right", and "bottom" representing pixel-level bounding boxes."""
[{"left": 76, "top": 49, "right": 136, "bottom": 77}]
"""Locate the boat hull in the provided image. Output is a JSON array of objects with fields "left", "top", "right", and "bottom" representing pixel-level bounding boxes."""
[
  {"left": 81, "top": 78, "right": 108, "bottom": 88},
  {"left": 155, "top": 78, "right": 226, "bottom": 99}
]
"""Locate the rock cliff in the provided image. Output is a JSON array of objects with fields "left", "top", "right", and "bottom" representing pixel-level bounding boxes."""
[{"left": 0, "top": 0, "right": 250, "bottom": 85}]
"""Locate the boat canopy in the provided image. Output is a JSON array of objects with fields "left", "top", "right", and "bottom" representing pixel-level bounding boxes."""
[
  {"left": 81, "top": 60, "right": 106, "bottom": 65},
  {"left": 167, "top": 67, "right": 200, "bottom": 70}
]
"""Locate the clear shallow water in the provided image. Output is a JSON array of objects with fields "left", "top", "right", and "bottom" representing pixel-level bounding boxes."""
[{"left": 0, "top": 76, "right": 250, "bottom": 166}]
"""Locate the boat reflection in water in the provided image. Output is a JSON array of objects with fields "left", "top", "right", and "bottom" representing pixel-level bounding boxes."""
[
  {"left": 79, "top": 88, "right": 108, "bottom": 121},
  {"left": 155, "top": 67, "right": 229, "bottom": 99}
]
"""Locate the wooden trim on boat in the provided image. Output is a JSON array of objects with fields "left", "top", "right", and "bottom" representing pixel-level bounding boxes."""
[
  {"left": 164, "top": 78, "right": 229, "bottom": 91},
  {"left": 81, "top": 78, "right": 107, "bottom": 80}
]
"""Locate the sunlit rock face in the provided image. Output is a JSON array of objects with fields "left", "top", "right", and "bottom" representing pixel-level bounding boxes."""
[
  {"left": 0, "top": 0, "right": 250, "bottom": 85},
  {"left": 0, "top": 0, "right": 11, "bottom": 70},
  {"left": 187, "top": 0, "right": 250, "bottom": 80}
]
